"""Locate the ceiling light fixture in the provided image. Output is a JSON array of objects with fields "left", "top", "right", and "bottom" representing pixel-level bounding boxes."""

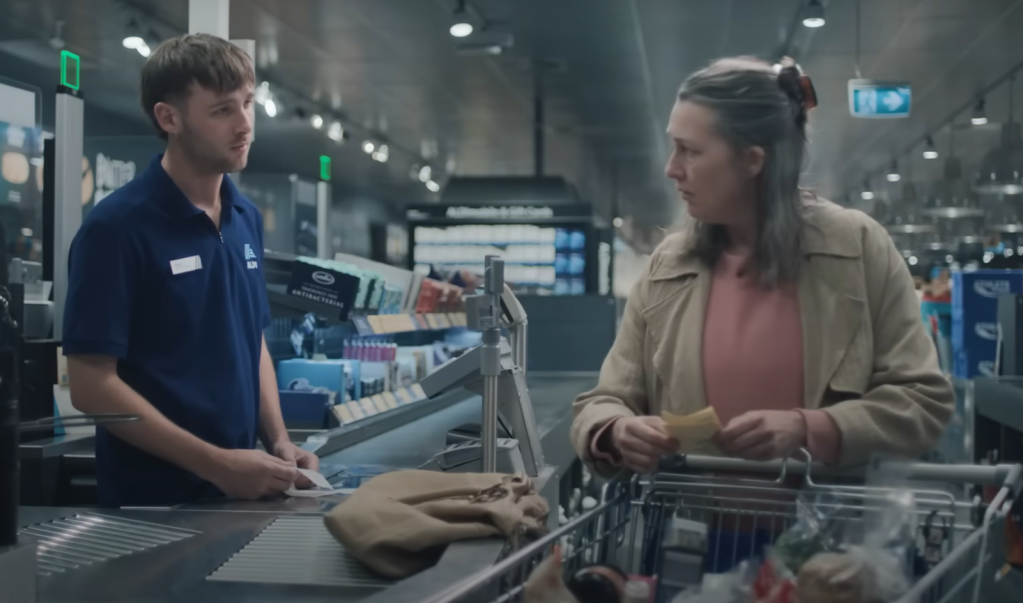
[
  {"left": 255, "top": 81, "right": 271, "bottom": 106},
  {"left": 613, "top": 217, "right": 624, "bottom": 228},
  {"left": 886, "top": 161, "right": 901, "bottom": 182},
  {"left": 310, "top": 114, "right": 324, "bottom": 129},
  {"left": 975, "top": 76, "right": 1023, "bottom": 195},
  {"left": 362, "top": 141, "right": 375, "bottom": 154},
  {"left": 418, "top": 165, "right": 432, "bottom": 183},
  {"left": 802, "top": 0, "right": 826, "bottom": 28},
  {"left": 264, "top": 99, "right": 277, "bottom": 117},
  {"left": 327, "top": 121, "right": 344, "bottom": 142},
  {"left": 372, "top": 144, "right": 389, "bottom": 163},
  {"left": 861, "top": 190, "right": 875, "bottom": 200},
  {"left": 971, "top": 98, "right": 988, "bottom": 126},
  {"left": 122, "top": 19, "right": 144, "bottom": 50},
  {"left": 426, "top": 180, "right": 441, "bottom": 193},
  {"left": 450, "top": 0, "right": 474, "bottom": 37},
  {"left": 136, "top": 42, "right": 151, "bottom": 58},
  {"left": 923, "top": 136, "right": 938, "bottom": 159}
]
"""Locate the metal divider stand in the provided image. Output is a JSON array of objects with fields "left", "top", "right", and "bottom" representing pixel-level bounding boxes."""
[{"left": 466, "top": 256, "right": 504, "bottom": 474}]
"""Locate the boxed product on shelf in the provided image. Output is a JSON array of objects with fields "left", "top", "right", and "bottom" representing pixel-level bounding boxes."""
[
  {"left": 277, "top": 358, "right": 362, "bottom": 403},
  {"left": 952, "top": 270, "right": 1023, "bottom": 378},
  {"left": 278, "top": 390, "right": 334, "bottom": 429},
  {"left": 416, "top": 278, "right": 444, "bottom": 313}
]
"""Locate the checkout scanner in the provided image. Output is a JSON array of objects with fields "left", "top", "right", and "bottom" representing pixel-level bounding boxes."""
[{"left": 419, "top": 273, "right": 546, "bottom": 477}]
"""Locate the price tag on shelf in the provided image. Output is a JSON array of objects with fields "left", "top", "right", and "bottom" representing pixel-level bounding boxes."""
[
  {"left": 382, "top": 391, "right": 399, "bottom": 409},
  {"left": 410, "top": 383, "right": 427, "bottom": 401},
  {"left": 359, "top": 398, "right": 379, "bottom": 417},
  {"left": 346, "top": 401, "right": 367, "bottom": 421},
  {"left": 371, "top": 395, "right": 389, "bottom": 413},
  {"left": 425, "top": 314, "right": 440, "bottom": 330},
  {"left": 395, "top": 388, "right": 413, "bottom": 404},
  {"left": 437, "top": 314, "right": 452, "bottom": 329},
  {"left": 352, "top": 316, "right": 374, "bottom": 336},
  {"left": 454, "top": 312, "right": 467, "bottom": 327},
  {"left": 333, "top": 404, "right": 356, "bottom": 425}
]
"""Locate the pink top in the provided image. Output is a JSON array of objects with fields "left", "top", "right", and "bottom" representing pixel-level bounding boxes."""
[{"left": 592, "top": 250, "right": 841, "bottom": 465}]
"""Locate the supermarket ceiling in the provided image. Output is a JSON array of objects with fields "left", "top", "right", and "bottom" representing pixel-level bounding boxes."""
[{"left": 2, "top": 0, "right": 1023, "bottom": 240}]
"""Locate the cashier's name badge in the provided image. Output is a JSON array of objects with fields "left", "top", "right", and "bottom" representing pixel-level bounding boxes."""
[{"left": 170, "top": 255, "right": 202, "bottom": 275}]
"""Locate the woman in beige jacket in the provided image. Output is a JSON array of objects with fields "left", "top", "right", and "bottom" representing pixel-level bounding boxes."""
[{"left": 572, "top": 57, "right": 954, "bottom": 477}]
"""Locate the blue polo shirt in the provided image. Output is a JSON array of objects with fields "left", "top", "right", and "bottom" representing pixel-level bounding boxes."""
[{"left": 63, "top": 155, "right": 271, "bottom": 508}]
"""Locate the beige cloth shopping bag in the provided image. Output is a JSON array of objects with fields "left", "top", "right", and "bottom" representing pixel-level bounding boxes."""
[{"left": 324, "top": 470, "right": 549, "bottom": 578}]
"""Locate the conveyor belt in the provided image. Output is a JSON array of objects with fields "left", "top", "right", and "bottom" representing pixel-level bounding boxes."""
[
  {"left": 207, "top": 515, "right": 394, "bottom": 589},
  {"left": 19, "top": 513, "right": 199, "bottom": 576}
]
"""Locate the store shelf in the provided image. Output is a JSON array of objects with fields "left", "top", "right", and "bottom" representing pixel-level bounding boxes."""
[{"left": 351, "top": 312, "right": 466, "bottom": 335}]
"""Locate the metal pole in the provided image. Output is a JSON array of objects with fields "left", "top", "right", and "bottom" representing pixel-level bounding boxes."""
[
  {"left": 479, "top": 257, "right": 504, "bottom": 474},
  {"left": 533, "top": 67, "right": 544, "bottom": 177},
  {"left": 52, "top": 89, "right": 83, "bottom": 341},
  {"left": 512, "top": 321, "right": 528, "bottom": 377}
]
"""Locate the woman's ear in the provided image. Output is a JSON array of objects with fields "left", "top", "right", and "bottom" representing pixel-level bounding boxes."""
[{"left": 744, "top": 145, "right": 766, "bottom": 179}]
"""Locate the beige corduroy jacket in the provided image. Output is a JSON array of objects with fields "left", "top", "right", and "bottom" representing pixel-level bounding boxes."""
[{"left": 571, "top": 201, "right": 954, "bottom": 477}]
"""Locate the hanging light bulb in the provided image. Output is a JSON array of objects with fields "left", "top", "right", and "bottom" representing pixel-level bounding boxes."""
[
  {"left": 450, "top": 0, "right": 474, "bottom": 37},
  {"left": 971, "top": 98, "right": 988, "bottom": 126},
  {"left": 310, "top": 114, "right": 324, "bottom": 129},
  {"left": 426, "top": 180, "right": 441, "bottom": 192},
  {"left": 136, "top": 42, "right": 151, "bottom": 58},
  {"left": 362, "top": 141, "right": 375, "bottom": 154},
  {"left": 802, "top": 0, "right": 826, "bottom": 28},
  {"left": 264, "top": 99, "right": 277, "bottom": 117},
  {"left": 861, "top": 177, "right": 875, "bottom": 201},
  {"left": 122, "top": 19, "right": 144, "bottom": 49},
  {"left": 327, "top": 121, "right": 344, "bottom": 142},
  {"left": 923, "top": 136, "right": 938, "bottom": 159},
  {"left": 886, "top": 161, "right": 901, "bottom": 182},
  {"left": 418, "top": 165, "right": 432, "bottom": 183}
]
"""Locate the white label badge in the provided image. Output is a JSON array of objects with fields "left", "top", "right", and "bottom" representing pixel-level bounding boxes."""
[{"left": 170, "top": 255, "right": 202, "bottom": 275}]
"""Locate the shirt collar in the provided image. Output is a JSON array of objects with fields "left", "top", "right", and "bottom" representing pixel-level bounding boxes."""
[{"left": 146, "top": 154, "right": 246, "bottom": 219}]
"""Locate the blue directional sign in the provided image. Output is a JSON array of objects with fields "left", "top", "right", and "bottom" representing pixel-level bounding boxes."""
[{"left": 848, "top": 79, "right": 912, "bottom": 118}]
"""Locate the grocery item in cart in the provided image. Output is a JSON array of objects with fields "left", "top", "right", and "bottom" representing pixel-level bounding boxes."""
[
  {"left": 661, "top": 408, "right": 722, "bottom": 456},
  {"left": 523, "top": 545, "right": 580, "bottom": 603}
]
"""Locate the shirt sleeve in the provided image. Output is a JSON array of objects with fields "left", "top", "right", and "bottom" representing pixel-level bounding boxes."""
[
  {"left": 589, "top": 417, "right": 625, "bottom": 467},
  {"left": 62, "top": 217, "right": 137, "bottom": 359}
]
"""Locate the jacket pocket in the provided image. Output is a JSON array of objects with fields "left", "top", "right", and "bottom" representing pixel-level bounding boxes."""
[{"left": 827, "top": 326, "right": 873, "bottom": 396}]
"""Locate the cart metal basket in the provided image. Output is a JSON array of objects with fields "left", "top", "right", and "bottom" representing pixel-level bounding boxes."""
[{"left": 421, "top": 454, "right": 1022, "bottom": 603}]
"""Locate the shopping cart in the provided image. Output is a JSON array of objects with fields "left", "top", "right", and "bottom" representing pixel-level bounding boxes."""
[{"left": 420, "top": 453, "right": 1022, "bottom": 603}]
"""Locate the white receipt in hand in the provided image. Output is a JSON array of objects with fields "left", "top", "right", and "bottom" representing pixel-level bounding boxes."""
[{"left": 285, "top": 468, "right": 350, "bottom": 498}]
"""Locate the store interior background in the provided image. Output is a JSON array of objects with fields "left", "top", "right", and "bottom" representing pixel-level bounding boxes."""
[{"left": 0, "top": 0, "right": 1018, "bottom": 287}]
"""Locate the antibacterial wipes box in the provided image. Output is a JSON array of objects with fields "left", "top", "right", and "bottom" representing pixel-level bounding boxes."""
[{"left": 952, "top": 270, "right": 1023, "bottom": 378}]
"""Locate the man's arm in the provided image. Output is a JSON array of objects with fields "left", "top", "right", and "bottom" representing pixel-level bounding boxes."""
[
  {"left": 258, "top": 335, "right": 319, "bottom": 476},
  {"left": 69, "top": 355, "right": 221, "bottom": 476},
  {"left": 69, "top": 354, "right": 299, "bottom": 499}
]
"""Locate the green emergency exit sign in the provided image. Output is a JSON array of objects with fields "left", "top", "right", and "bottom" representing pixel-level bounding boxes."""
[
  {"left": 60, "top": 50, "right": 80, "bottom": 91},
  {"left": 320, "top": 155, "right": 331, "bottom": 181}
]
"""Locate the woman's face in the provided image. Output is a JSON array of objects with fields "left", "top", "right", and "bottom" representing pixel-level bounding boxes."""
[{"left": 665, "top": 101, "right": 763, "bottom": 225}]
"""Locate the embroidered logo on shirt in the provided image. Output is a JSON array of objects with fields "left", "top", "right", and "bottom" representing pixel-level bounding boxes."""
[{"left": 244, "top": 244, "right": 258, "bottom": 269}]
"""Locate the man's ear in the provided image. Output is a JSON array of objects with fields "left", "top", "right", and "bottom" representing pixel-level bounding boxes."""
[
  {"left": 153, "top": 101, "right": 182, "bottom": 137},
  {"left": 744, "top": 145, "right": 766, "bottom": 179}
]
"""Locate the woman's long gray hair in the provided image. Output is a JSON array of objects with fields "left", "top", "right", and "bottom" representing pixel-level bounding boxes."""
[{"left": 677, "top": 56, "right": 811, "bottom": 287}]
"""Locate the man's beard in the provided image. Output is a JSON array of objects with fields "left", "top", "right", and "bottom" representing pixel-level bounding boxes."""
[{"left": 179, "top": 124, "right": 246, "bottom": 174}]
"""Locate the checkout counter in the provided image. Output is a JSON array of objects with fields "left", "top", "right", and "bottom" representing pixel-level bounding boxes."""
[{"left": 7, "top": 255, "right": 615, "bottom": 603}]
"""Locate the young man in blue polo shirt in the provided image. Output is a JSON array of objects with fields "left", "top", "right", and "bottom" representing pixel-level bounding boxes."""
[{"left": 63, "top": 33, "right": 318, "bottom": 507}]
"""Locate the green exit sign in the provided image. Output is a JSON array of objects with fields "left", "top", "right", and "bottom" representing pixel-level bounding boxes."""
[
  {"left": 319, "top": 155, "right": 331, "bottom": 181},
  {"left": 61, "top": 50, "right": 80, "bottom": 91}
]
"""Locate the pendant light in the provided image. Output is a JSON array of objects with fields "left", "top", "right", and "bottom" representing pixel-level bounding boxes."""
[{"left": 974, "top": 76, "right": 1023, "bottom": 195}]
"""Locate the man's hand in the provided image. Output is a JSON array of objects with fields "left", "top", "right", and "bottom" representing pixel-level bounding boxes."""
[
  {"left": 608, "top": 416, "right": 679, "bottom": 474},
  {"left": 272, "top": 440, "right": 321, "bottom": 489},
  {"left": 715, "top": 410, "right": 807, "bottom": 461},
  {"left": 203, "top": 449, "right": 301, "bottom": 500}
]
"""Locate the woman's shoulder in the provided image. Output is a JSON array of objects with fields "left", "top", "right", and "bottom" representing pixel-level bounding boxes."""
[{"left": 801, "top": 196, "right": 891, "bottom": 259}]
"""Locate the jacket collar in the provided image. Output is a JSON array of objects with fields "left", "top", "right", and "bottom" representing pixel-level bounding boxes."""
[{"left": 648, "top": 200, "right": 860, "bottom": 282}]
